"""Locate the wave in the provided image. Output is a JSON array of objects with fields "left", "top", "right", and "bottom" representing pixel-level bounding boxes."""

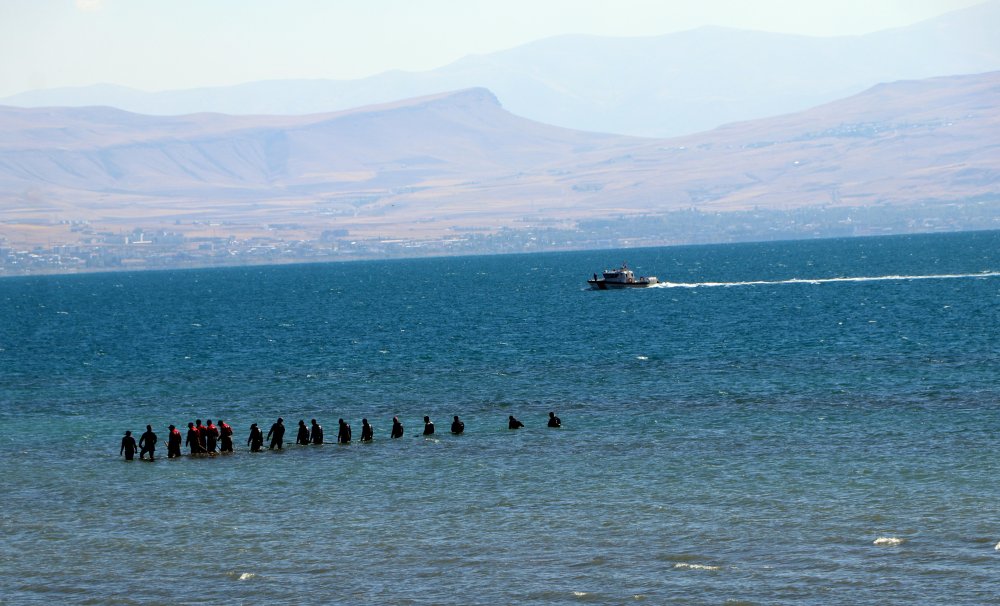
[
  {"left": 673, "top": 562, "right": 722, "bottom": 571},
  {"left": 873, "top": 536, "right": 905, "bottom": 546},
  {"left": 653, "top": 271, "right": 1000, "bottom": 289}
]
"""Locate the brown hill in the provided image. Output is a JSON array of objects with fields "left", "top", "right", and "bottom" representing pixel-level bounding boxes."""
[
  {"left": 0, "top": 73, "right": 997, "bottom": 249},
  {"left": 0, "top": 88, "right": 637, "bottom": 238}
]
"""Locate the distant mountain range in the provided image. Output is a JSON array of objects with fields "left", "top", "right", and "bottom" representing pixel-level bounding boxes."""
[
  {"left": 1, "top": 70, "right": 997, "bottom": 254},
  {"left": 3, "top": 1, "right": 999, "bottom": 137}
]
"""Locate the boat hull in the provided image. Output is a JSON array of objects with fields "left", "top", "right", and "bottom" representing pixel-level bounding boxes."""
[{"left": 588, "top": 279, "right": 656, "bottom": 289}]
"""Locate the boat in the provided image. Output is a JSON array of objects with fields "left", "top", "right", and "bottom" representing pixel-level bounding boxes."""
[{"left": 587, "top": 263, "right": 658, "bottom": 289}]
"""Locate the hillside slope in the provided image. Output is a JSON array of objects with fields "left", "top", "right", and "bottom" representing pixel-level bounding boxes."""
[{"left": 0, "top": 72, "right": 997, "bottom": 248}]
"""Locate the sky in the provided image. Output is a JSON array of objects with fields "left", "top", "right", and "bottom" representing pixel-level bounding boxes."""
[{"left": 0, "top": 0, "right": 988, "bottom": 98}]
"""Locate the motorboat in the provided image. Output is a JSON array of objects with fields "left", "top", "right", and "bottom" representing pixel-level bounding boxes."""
[{"left": 587, "top": 263, "right": 658, "bottom": 289}]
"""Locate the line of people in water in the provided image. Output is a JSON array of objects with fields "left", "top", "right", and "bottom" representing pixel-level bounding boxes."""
[{"left": 120, "top": 412, "right": 562, "bottom": 460}]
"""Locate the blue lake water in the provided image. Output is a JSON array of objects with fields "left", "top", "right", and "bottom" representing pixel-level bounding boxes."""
[{"left": 1, "top": 230, "right": 999, "bottom": 604}]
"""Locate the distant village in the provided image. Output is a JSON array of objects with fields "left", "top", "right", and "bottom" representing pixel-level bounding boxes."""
[{"left": 1, "top": 201, "right": 995, "bottom": 276}]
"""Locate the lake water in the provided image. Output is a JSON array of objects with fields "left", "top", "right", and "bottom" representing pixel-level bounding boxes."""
[{"left": 1, "top": 231, "right": 999, "bottom": 604}]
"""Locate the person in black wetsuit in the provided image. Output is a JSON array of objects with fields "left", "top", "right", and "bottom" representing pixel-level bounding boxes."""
[
  {"left": 120, "top": 431, "right": 138, "bottom": 460},
  {"left": 296, "top": 420, "right": 310, "bottom": 445},
  {"left": 167, "top": 425, "right": 182, "bottom": 458},
  {"left": 423, "top": 416, "right": 434, "bottom": 436},
  {"left": 267, "top": 418, "right": 285, "bottom": 450},
  {"left": 218, "top": 420, "right": 234, "bottom": 452},
  {"left": 547, "top": 412, "right": 561, "bottom": 428},
  {"left": 360, "top": 418, "right": 373, "bottom": 442},
  {"left": 391, "top": 416, "right": 404, "bottom": 439},
  {"left": 338, "top": 418, "right": 352, "bottom": 443},
  {"left": 451, "top": 415, "right": 464, "bottom": 434},
  {"left": 247, "top": 423, "right": 264, "bottom": 452},
  {"left": 138, "top": 425, "right": 157, "bottom": 460},
  {"left": 508, "top": 415, "right": 524, "bottom": 430},
  {"left": 310, "top": 419, "right": 324, "bottom": 444}
]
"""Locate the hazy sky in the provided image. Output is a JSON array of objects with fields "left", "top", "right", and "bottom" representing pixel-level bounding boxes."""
[{"left": 0, "top": 0, "right": 986, "bottom": 97}]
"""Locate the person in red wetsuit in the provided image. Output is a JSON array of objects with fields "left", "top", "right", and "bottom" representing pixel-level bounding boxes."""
[
  {"left": 195, "top": 419, "right": 208, "bottom": 452},
  {"left": 186, "top": 422, "right": 204, "bottom": 455},
  {"left": 205, "top": 419, "right": 220, "bottom": 453},
  {"left": 120, "top": 431, "right": 137, "bottom": 460},
  {"left": 217, "top": 420, "right": 234, "bottom": 452},
  {"left": 167, "top": 425, "right": 183, "bottom": 458}
]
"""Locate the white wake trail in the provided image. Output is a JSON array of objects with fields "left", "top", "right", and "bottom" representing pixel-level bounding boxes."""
[{"left": 652, "top": 271, "right": 1000, "bottom": 289}]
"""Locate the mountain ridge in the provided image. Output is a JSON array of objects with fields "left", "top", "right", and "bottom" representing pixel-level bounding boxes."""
[
  {"left": 4, "top": 1, "right": 999, "bottom": 137},
  {"left": 1, "top": 71, "right": 997, "bottom": 258}
]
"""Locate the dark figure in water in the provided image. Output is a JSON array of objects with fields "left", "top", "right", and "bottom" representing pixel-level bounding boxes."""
[
  {"left": 296, "top": 420, "right": 310, "bottom": 445},
  {"left": 391, "top": 416, "right": 404, "bottom": 439},
  {"left": 248, "top": 423, "right": 264, "bottom": 452},
  {"left": 267, "top": 418, "right": 285, "bottom": 450},
  {"left": 120, "top": 431, "right": 138, "bottom": 460},
  {"left": 423, "top": 416, "right": 435, "bottom": 436},
  {"left": 310, "top": 419, "right": 324, "bottom": 444},
  {"left": 451, "top": 415, "right": 465, "bottom": 434},
  {"left": 218, "top": 420, "right": 234, "bottom": 452},
  {"left": 195, "top": 419, "right": 208, "bottom": 452},
  {"left": 360, "top": 418, "right": 373, "bottom": 442},
  {"left": 508, "top": 415, "right": 524, "bottom": 430},
  {"left": 338, "top": 418, "right": 352, "bottom": 443},
  {"left": 547, "top": 412, "right": 561, "bottom": 428},
  {"left": 205, "top": 419, "right": 219, "bottom": 453},
  {"left": 186, "top": 422, "right": 204, "bottom": 455},
  {"left": 138, "top": 425, "right": 157, "bottom": 460},
  {"left": 167, "top": 425, "right": 183, "bottom": 458}
]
